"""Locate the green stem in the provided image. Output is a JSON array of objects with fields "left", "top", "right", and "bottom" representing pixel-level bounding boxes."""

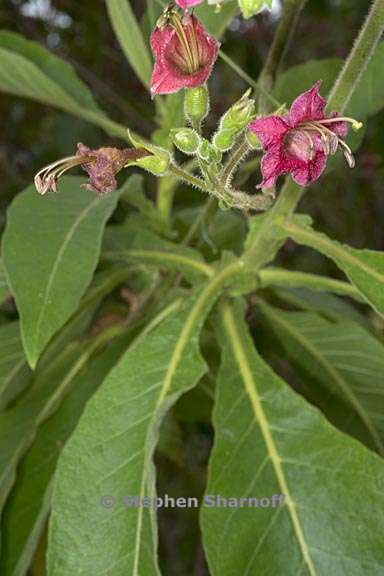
[
  {"left": 218, "top": 50, "right": 281, "bottom": 108},
  {"left": 258, "top": 267, "right": 363, "bottom": 300},
  {"left": 169, "top": 163, "right": 209, "bottom": 192},
  {"left": 242, "top": 0, "right": 384, "bottom": 268},
  {"left": 258, "top": 0, "right": 308, "bottom": 113},
  {"left": 327, "top": 0, "right": 384, "bottom": 113},
  {"left": 220, "top": 138, "right": 252, "bottom": 187}
]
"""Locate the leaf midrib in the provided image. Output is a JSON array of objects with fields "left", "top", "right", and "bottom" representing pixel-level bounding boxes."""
[
  {"left": 32, "top": 197, "right": 102, "bottom": 364},
  {"left": 132, "top": 263, "right": 241, "bottom": 575},
  {"left": 221, "top": 301, "right": 317, "bottom": 576}
]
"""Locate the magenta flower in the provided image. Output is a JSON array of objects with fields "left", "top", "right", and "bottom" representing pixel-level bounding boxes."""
[
  {"left": 175, "top": 0, "right": 203, "bottom": 9},
  {"left": 150, "top": 12, "right": 219, "bottom": 96},
  {"left": 249, "top": 81, "right": 361, "bottom": 189}
]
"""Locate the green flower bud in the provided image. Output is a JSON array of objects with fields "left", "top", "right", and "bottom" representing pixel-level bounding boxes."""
[
  {"left": 198, "top": 138, "right": 222, "bottom": 163},
  {"left": 128, "top": 130, "right": 171, "bottom": 176},
  {"left": 184, "top": 86, "right": 209, "bottom": 127},
  {"left": 170, "top": 128, "right": 200, "bottom": 155},
  {"left": 220, "top": 89, "right": 255, "bottom": 132},
  {"left": 212, "top": 128, "right": 237, "bottom": 152},
  {"left": 246, "top": 129, "right": 261, "bottom": 150}
]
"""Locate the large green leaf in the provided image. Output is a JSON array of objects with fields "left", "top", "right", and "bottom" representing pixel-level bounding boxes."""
[
  {"left": 47, "top": 266, "right": 239, "bottom": 575},
  {"left": 103, "top": 219, "right": 213, "bottom": 282},
  {"left": 201, "top": 301, "right": 384, "bottom": 575},
  {"left": 0, "top": 336, "right": 129, "bottom": 576},
  {"left": 2, "top": 177, "right": 119, "bottom": 368},
  {"left": 276, "top": 216, "right": 384, "bottom": 319},
  {"left": 105, "top": 0, "right": 153, "bottom": 89},
  {"left": 0, "top": 258, "right": 10, "bottom": 304},
  {"left": 0, "top": 322, "right": 126, "bottom": 521},
  {"left": 0, "top": 31, "right": 126, "bottom": 139},
  {"left": 258, "top": 302, "right": 384, "bottom": 454},
  {"left": 0, "top": 322, "right": 30, "bottom": 410}
]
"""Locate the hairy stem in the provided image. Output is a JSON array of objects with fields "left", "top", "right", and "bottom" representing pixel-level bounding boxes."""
[
  {"left": 242, "top": 0, "right": 384, "bottom": 268},
  {"left": 220, "top": 138, "right": 253, "bottom": 187},
  {"left": 327, "top": 0, "right": 384, "bottom": 113},
  {"left": 258, "top": 0, "right": 308, "bottom": 113}
]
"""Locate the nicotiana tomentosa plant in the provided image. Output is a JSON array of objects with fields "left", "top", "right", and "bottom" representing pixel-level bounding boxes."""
[{"left": 1, "top": 0, "right": 384, "bottom": 574}]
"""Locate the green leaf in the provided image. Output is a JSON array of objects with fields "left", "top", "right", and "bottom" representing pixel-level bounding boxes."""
[
  {"left": 0, "top": 31, "right": 127, "bottom": 139},
  {"left": 47, "top": 263, "right": 240, "bottom": 574},
  {"left": 274, "top": 59, "right": 342, "bottom": 108},
  {"left": 201, "top": 301, "right": 384, "bottom": 575},
  {"left": 276, "top": 216, "right": 384, "bottom": 319},
  {"left": 2, "top": 177, "right": 119, "bottom": 368},
  {"left": 0, "top": 336, "right": 128, "bottom": 576},
  {"left": 0, "top": 322, "right": 31, "bottom": 410},
  {"left": 258, "top": 302, "right": 384, "bottom": 454},
  {"left": 0, "top": 323, "right": 127, "bottom": 519},
  {"left": 0, "top": 258, "right": 10, "bottom": 304},
  {"left": 103, "top": 219, "right": 213, "bottom": 282},
  {"left": 274, "top": 42, "right": 384, "bottom": 121},
  {"left": 196, "top": 1, "right": 238, "bottom": 37},
  {"left": 238, "top": 0, "right": 272, "bottom": 19},
  {"left": 272, "top": 286, "right": 369, "bottom": 326},
  {"left": 106, "top": 0, "right": 153, "bottom": 89}
]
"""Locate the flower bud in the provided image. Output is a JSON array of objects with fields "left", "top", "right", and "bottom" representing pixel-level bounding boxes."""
[
  {"left": 220, "top": 89, "right": 255, "bottom": 132},
  {"left": 128, "top": 130, "right": 171, "bottom": 176},
  {"left": 198, "top": 138, "right": 222, "bottom": 163},
  {"left": 170, "top": 128, "right": 200, "bottom": 155},
  {"left": 212, "top": 128, "right": 237, "bottom": 152},
  {"left": 184, "top": 85, "right": 210, "bottom": 126}
]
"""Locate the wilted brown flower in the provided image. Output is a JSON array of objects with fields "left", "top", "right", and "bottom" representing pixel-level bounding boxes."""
[{"left": 34, "top": 143, "right": 151, "bottom": 195}]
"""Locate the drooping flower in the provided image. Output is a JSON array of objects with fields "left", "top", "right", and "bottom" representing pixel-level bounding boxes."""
[
  {"left": 34, "top": 143, "right": 150, "bottom": 195},
  {"left": 249, "top": 81, "right": 362, "bottom": 189},
  {"left": 150, "top": 10, "right": 219, "bottom": 96},
  {"left": 175, "top": 0, "right": 203, "bottom": 9}
]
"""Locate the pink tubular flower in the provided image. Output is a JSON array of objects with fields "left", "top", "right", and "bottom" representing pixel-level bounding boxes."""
[
  {"left": 150, "top": 11, "right": 219, "bottom": 96},
  {"left": 249, "top": 81, "right": 362, "bottom": 189},
  {"left": 175, "top": 0, "right": 203, "bottom": 9}
]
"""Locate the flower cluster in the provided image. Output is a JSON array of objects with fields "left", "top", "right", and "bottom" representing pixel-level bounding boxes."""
[{"left": 33, "top": 3, "right": 361, "bottom": 207}]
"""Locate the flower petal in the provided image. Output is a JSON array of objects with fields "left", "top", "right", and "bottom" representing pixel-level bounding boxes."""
[
  {"left": 175, "top": 0, "right": 203, "bottom": 8},
  {"left": 150, "top": 17, "right": 219, "bottom": 96},
  {"left": 289, "top": 81, "right": 327, "bottom": 124},
  {"left": 291, "top": 150, "right": 327, "bottom": 186},
  {"left": 249, "top": 116, "right": 289, "bottom": 149},
  {"left": 257, "top": 144, "right": 291, "bottom": 189}
]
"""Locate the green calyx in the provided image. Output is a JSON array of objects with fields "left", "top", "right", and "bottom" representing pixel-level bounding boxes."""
[
  {"left": 171, "top": 128, "right": 200, "bottom": 155},
  {"left": 184, "top": 86, "right": 210, "bottom": 127},
  {"left": 128, "top": 130, "right": 171, "bottom": 176},
  {"left": 220, "top": 89, "right": 255, "bottom": 132},
  {"left": 213, "top": 128, "right": 238, "bottom": 152},
  {"left": 198, "top": 138, "right": 222, "bottom": 163}
]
